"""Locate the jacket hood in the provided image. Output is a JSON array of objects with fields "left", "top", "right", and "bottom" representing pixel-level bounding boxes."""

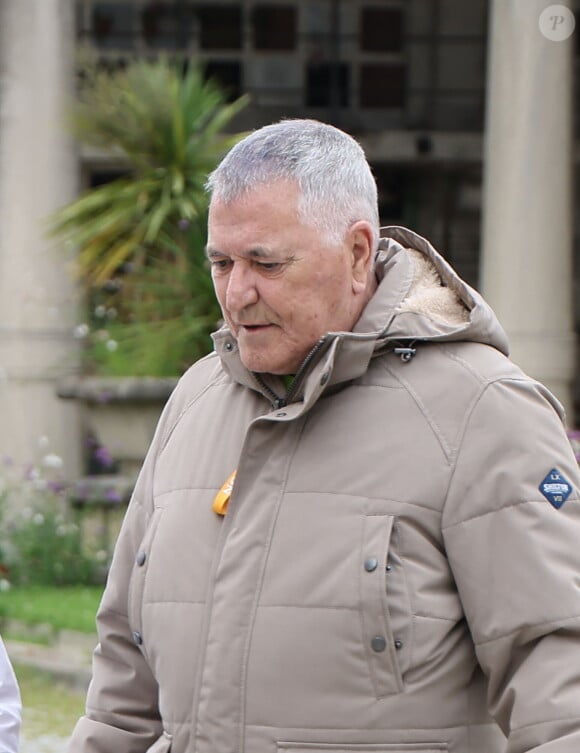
[
  {"left": 212, "top": 225, "right": 509, "bottom": 403},
  {"left": 360, "top": 226, "right": 509, "bottom": 354}
]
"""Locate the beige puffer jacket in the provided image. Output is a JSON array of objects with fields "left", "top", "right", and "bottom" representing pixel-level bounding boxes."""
[{"left": 69, "top": 227, "right": 580, "bottom": 753}]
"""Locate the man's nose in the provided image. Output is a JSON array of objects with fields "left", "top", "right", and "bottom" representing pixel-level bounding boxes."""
[{"left": 225, "top": 262, "right": 259, "bottom": 311}]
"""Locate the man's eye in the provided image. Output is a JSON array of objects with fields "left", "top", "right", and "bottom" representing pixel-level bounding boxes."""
[
  {"left": 211, "top": 259, "right": 232, "bottom": 271},
  {"left": 257, "top": 261, "right": 281, "bottom": 271}
]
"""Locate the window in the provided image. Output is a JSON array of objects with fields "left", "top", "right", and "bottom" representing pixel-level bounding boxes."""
[
  {"left": 141, "top": 2, "right": 193, "bottom": 49},
  {"left": 252, "top": 5, "right": 297, "bottom": 50},
  {"left": 359, "top": 63, "right": 405, "bottom": 108},
  {"left": 197, "top": 5, "right": 242, "bottom": 50},
  {"left": 306, "top": 63, "right": 350, "bottom": 107},
  {"left": 89, "top": 169, "right": 131, "bottom": 189},
  {"left": 373, "top": 165, "right": 406, "bottom": 222},
  {"left": 91, "top": 3, "right": 137, "bottom": 50},
  {"left": 360, "top": 7, "right": 403, "bottom": 53},
  {"left": 204, "top": 61, "right": 243, "bottom": 101}
]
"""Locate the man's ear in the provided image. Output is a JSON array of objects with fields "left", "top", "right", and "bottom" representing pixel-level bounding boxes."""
[{"left": 348, "top": 221, "right": 375, "bottom": 292}]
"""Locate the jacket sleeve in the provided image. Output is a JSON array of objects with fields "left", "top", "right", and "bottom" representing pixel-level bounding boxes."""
[
  {"left": 442, "top": 376, "right": 580, "bottom": 753},
  {"left": 67, "top": 393, "right": 180, "bottom": 753},
  {"left": 0, "top": 636, "right": 21, "bottom": 753}
]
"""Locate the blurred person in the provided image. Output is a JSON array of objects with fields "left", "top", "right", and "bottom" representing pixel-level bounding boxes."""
[
  {"left": 0, "top": 636, "right": 21, "bottom": 753},
  {"left": 69, "top": 119, "right": 580, "bottom": 753}
]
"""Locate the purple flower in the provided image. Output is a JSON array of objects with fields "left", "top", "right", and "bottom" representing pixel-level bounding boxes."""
[
  {"left": 94, "top": 445, "right": 115, "bottom": 468},
  {"left": 24, "top": 464, "right": 39, "bottom": 482},
  {"left": 47, "top": 480, "right": 66, "bottom": 494},
  {"left": 177, "top": 218, "right": 190, "bottom": 231},
  {"left": 104, "top": 487, "right": 122, "bottom": 504}
]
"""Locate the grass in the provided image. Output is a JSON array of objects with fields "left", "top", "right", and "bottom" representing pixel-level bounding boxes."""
[
  {"left": 15, "top": 662, "right": 87, "bottom": 747},
  {"left": 0, "top": 586, "right": 103, "bottom": 637}
]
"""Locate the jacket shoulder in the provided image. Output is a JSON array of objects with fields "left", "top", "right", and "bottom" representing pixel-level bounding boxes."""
[
  {"left": 152, "top": 352, "right": 230, "bottom": 450},
  {"left": 367, "top": 340, "right": 564, "bottom": 464}
]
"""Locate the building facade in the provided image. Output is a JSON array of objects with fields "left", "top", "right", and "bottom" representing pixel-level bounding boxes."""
[{"left": 0, "top": 0, "right": 578, "bottom": 475}]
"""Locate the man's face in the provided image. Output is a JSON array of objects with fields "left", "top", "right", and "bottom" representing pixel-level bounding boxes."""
[{"left": 207, "top": 180, "right": 372, "bottom": 375}]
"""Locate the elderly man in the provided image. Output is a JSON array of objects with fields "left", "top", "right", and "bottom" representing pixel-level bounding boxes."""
[{"left": 68, "top": 119, "right": 580, "bottom": 753}]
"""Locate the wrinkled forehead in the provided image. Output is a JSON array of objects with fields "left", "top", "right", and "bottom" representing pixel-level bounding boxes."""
[{"left": 208, "top": 180, "right": 307, "bottom": 232}]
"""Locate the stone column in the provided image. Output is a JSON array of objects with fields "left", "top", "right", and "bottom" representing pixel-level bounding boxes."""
[
  {"left": 0, "top": 0, "right": 82, "bottom": 477},
  {"left": 480, "top": 0, "right": 576, "bottom": 421}
]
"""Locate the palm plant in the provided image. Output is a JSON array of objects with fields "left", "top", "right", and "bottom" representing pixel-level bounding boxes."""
[{"left": 50, "top": 58, "right": 247, "bottom": 376}]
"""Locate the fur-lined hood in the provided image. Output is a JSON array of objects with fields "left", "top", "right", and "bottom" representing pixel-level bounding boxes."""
[{"left": 357, "top": 226, "right": 509, "bottom": 356}]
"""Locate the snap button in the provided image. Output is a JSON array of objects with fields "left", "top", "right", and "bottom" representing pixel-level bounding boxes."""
[
  {"left": 364, "top": 557, "right": 378, "bottom": 572},
  {"left": 386, "top": 563, "right": 392, "bottom": 572},
  {"left": 371, "top": 635, "right": 387, "bottom": 653},
  {"left": 224, "top": 341, "right": 234, "bottom": 352},
  {"left": 136, "top": 551, "right": 146, "bottom": 566},
  {"left": 132, "top": 631, "right": 143, "bottom": 646},
  {"left": 394, "top": 640, "right": 403, "bottom": 650},
  {"left": 320, "top": 370, "right": 330, "bottom": 386},
  {"left": 276, "top": 412, "right": 287, "bottom": 417}
]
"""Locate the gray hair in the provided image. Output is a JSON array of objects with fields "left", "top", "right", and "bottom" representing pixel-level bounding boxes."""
[{"left": 206, "top": 119, "right": 380, "bottom": 250}]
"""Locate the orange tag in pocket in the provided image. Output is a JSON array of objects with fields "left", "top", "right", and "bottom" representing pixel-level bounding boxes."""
[{"left": 212, "top": 470, "right": 237, "bottom": 516}]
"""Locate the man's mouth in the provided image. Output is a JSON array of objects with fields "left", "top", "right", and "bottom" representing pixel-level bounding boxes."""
[{"left": 240, "top": 324, "right": 271, "bottom": 331}]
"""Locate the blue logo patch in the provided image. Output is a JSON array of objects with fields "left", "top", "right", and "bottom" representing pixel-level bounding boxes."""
[{"left": 539, "top": 468, "right": 573, "bottom": 509}]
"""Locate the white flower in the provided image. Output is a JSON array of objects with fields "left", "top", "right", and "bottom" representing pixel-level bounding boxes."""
[
  {"left": 73, "top": 323, "right": 90, "bottom": 339},
  {"left": 37, "top": 435, "right": 50, "bottom": 449},
  {"left": 96, "top": 550, "right": 109, "bottom": 562},
  {"left": 94, "top": 305, "right": 107, "bottom": 318},
  {"left": 105, "top": 339, "right": 118, "bottom": 352},
  {"left": 42, "top": 453, "right": 64, "bottom": 469},
  {"left": 0, "top": 579, "right": 11, "bottom": 592},
  {"left": 33, "top": 513, "right": 45, "bottom": 525}
]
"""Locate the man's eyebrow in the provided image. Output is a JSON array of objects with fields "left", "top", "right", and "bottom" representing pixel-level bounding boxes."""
[
  {"left": 246, "top": 247, "right": 274, "bottom": 259},
  {"left": 205, "top": 245, "right": 222, "bottom": 259},
  {"left": 205, "top": 246, "right": 277, "bottom": 260}
]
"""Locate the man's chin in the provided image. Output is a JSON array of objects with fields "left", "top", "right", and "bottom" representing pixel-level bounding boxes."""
[{"left": 239, "top": 350, "right": 295, "bottom": 376}]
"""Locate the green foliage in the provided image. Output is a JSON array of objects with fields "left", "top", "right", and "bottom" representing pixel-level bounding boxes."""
[
  {"left": 49, "top": 58, "right": 247, "bottom": 376},
  {"left": 0, "top": 586, "right": 103, "bottom": 635},
  {"left": 0, "top": 461, "right": 104, "bottom": 588},
  {"left": 77, "top": 207, "right": 223, "bottom": 375},
  {"left": 5, "top": 501, "right": 100, "bottom": 587}
]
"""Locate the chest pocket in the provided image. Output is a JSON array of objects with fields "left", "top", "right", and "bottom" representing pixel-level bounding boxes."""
[{"left": 359, "top": 514, "right": 413, "bottom": 699}]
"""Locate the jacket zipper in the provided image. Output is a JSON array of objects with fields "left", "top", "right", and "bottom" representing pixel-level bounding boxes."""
[
  {"left": 254, "top": 336, "right": 328, "bottom": 409},
  {"left": 392, "top": 339, "right": 417, "bottom": 362}
]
